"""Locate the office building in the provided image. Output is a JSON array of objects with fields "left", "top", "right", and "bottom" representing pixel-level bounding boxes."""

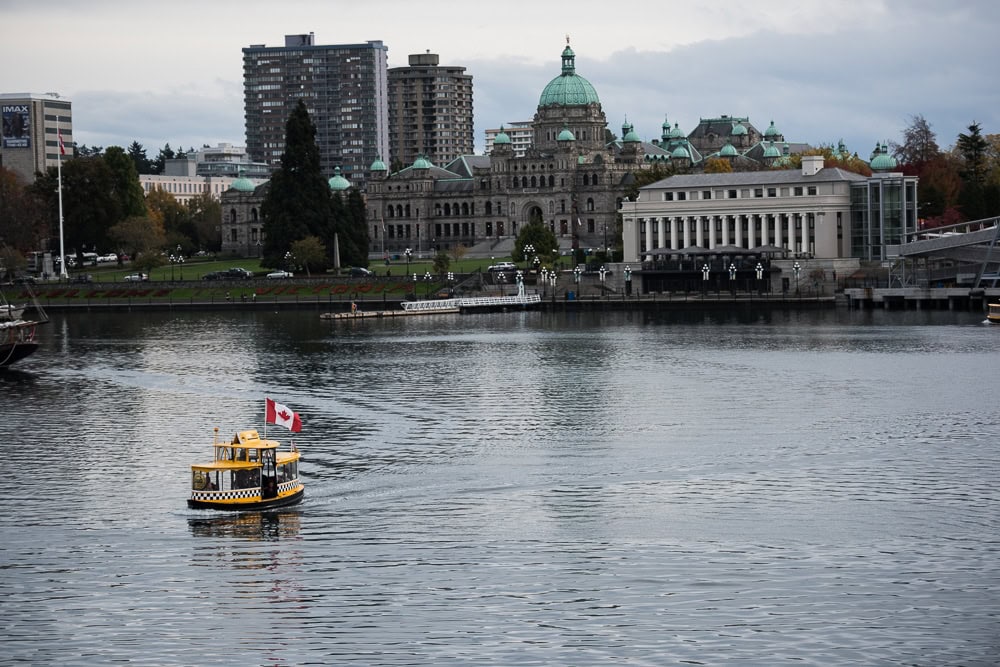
[
  {"left": 242, "top": 33, "right": 389, "bottom": 188},
  {"left": 0, "top": 92, "right": 73, "bottom": 183},
  {"left": 484, "top": 121, "right": 532, "bottom": 157},
  {"left": 388, "top": 52, "right": 473, "bottom": 168}
]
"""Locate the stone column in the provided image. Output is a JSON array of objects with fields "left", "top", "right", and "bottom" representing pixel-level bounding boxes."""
[
  {"left": 683, "top": 216, "right": 692, "bottom": 248},
  {"left": 695, "top": 216, "right": 705, "bottom": 248},
  {"left": 787, "top": 213, "right": 796, "bottom": 255},
  {"left": 759, "top": 214, "right": 769, "bottom": 247},
  {"left": 772, "top": 213, "right": 783, "bottom": 249},
  {"left": 670, "top": 217, "right": 679, "bottom": 250},
  {"left": 735, "top": 214, "right": 744, "bottom": 248},
  {"left": 722, "top": 214, "right": 731, "bottom": 246}
]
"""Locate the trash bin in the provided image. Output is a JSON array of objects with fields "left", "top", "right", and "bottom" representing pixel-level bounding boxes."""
[{"left": 567, "top": 291, "right": 575, "bottom": 301}]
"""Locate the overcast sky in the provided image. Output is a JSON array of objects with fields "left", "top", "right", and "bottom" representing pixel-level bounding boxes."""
[{"left": 3, "top": 0, "right": 997, "bottom": 161}]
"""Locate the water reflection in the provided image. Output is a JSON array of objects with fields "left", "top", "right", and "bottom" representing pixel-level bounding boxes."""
[{"left": 188, "top": 510, "right": 302, "bottom": 541}]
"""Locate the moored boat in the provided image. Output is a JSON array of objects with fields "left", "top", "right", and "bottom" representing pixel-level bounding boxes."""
[
  {"left": 188, "top": 427, "right": 304, "bottom": 511},
  {"left": 0, "top": 286, "right": 45, "bottom": 368},
  {"left": 988, "top": 303, "right": 1000, "bottom": 324}
]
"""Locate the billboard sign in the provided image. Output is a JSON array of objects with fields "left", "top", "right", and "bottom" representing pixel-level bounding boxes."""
[{"left": 2, "top": 104, "right": 31, "bottom": 148}]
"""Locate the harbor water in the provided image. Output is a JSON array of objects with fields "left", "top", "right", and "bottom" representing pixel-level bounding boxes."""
[{"left": 1, "top": 307, "right": 998, "bottom": 665}]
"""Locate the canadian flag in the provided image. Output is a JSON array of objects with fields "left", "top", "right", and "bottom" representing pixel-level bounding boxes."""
[
  {"left": 265, "top": 398, "right": 302, "bottom": 432},
  {"left": 58, "top": 131, "right": 65, "bottom": 156}
]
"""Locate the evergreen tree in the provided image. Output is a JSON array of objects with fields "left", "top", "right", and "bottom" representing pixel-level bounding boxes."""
[
  {"left": 127, "top": 141, "right": 152, "bottom": 174},
  {"left": 104, "top": 146, "right": 147, "bottom": 218},
  {"left": 260, "top": 100, "right": 333, "bottom": 268},
  {"left": 957, "top": 122, "right": 990, "bottom": 220}
]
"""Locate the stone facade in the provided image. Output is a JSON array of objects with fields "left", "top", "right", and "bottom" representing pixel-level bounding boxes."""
[{"left": 365, "top": 42, "right": 647, "bottom": 257}]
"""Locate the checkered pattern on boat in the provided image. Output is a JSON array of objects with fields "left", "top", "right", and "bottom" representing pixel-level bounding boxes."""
[
  {"left": 191, "top": 489, "right": 260, "bottom": 501},
  {"left": 278, "top": 480, "right": 301, "bottom": 493}
]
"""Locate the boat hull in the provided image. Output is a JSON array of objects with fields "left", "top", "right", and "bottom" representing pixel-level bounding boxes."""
[
  {"left": 0, "top": 341, "right": 39, "bottom": 367},
  {"left": 188, "top": 487, "right": 304, "bottom": 511}
]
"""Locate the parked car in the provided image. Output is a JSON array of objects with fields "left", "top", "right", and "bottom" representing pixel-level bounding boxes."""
[
  {"left": 12, "top": 274, "right": 37, "bottom": 285},
  {"left": 348, "top": 267, "right": 372, "bottom": 277},
  {"left": 225, "top": 267, "right": 254, "bottom": 279},
  {"left": 98, "top": 253, "right": 118, "bottom": 264},
  {"left": 123, "top": 273, "right": 148, "bottom": 282},
  {"left": 72, "top": 274, "right": 93, "bottom": 284},
  {"left": 488, "top": 262, "right": 517, "bottom": 272},
  {"left": 266, "top": 270, "right": 293, "bottom": 279},
  {"left": 201, "top": 271, "right": 225, "bottom": 281}
]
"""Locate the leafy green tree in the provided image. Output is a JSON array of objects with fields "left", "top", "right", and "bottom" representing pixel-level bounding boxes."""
[
  {"left": 0, "top": 166, "right": 47, "bottom": 252},
  {"left": 186, "top": 192, "right": 222, "bottom": 252},
  {"left": 290, "top": 235, "right": 326, "bottom": 277},
  {"left": 75, "top": 144, "right": 103, "bottom": 157},
  {"left": 108, "top": 215, "right": 166, "bottom": 262},
  {"left": 514, "top": 222, "right": 558, "bottom": 266},
  {"left": 28, "top": 157, "right": 121, "bottom": 259},
  {"left": 432, "top": 250, "right": 451, "bottom": 276},
  {"left": 261, "top": 100, "right": 333, "bottom": 268},
  {"left": 104, "top": 146, "right": 147, "bottom": 218}
]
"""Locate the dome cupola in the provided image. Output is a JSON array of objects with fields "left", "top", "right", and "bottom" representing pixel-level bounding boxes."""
[{"left": 538, "top": 39, "right": 601, "bottom": 107}]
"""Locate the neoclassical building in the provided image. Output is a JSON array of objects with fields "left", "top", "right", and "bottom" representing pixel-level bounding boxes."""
[
  {"left": 620, "top": 152, "right": 919, "bottom": 266},
  {"left": 365, "top": 40, "right": 647, "bottom": 256}
]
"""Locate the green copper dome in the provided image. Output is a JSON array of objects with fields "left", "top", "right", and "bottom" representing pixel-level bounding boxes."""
[
  {"left": 370, "top": 156, "right": 387, "bottom": 171},
  {"left": 623, "top": 126, "right": 641, "bottom": 143},
  {"left": 328, "top": 166, "right": 350, "bottom": 191},
  {"left": 731, "top": 123, "right": 748, "bottom": 136},
  {"left": 764, "top": 120, "right": 780, "bottom": 138},
  {"left": 538, "top": 42, "right": 600, "bottom": 107},
  {"left": 557, "top": 125, "right": 576, "bottom": 142},
  {"left": 412, "top": 155, "right": 432, "bottom": 169},
  {"left": 231, "top": 175, "right": 255, "bottom": 192},
  {"left": 669, "top": 122, "right": 685, "bottom": 140},
  {"left": 720, "top": 142, "right": 738, "bottom": 157},
  {"left": 494, "top": 127, "right": 511, "bottom": 144},
  {"left": 671, "top": 145, "right": 690, "bottom": 159},
  {"left": 763, "top": 141, "right": 781, "bottom": 158},
  {"left": 870, "top": 142, "right": 897, "bottom": 171}
]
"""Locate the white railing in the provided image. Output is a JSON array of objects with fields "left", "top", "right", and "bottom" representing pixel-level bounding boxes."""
[{"left": 401, "top": 294, "right": 541, "bottom": 312}]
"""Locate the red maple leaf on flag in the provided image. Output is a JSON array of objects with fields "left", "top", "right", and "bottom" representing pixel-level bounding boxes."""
[{"left": 278, "top": 409, "right": 291, "bottom": 421}]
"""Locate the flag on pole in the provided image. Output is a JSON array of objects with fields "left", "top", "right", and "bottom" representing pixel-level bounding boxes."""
[
  {"left": 265, "top": 398, "right": 302, "bottom": 432},
  {"left": 576, "top": 217, "right": 582, "bottom": 227},
  {"left": 58, "top": 131, "right": 65, "bottom": 155}
]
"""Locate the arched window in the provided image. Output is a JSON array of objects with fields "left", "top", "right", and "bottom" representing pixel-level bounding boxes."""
[
  {"left": 531, "top": 176, "right": 537, "bottom": 188},
  {"left": 387, "top": 207, "right": 394, "bottom": 218},
  {"left": 521, "top": 176, "right": 528, "bottom": 188},
  {"left": 251, "top": 209, "right": 259, "bottom": 222},
  {"left": 462, "top": 203, "right": 470, "bottom": 215},
  {"left": 486, "top": 201, "right": 493, "bottom": 215},
  {"left": 587, "top": 198, "right": 595, "bottom": 212},
  {"left": 229, "top": 209, "right": 237, "bottom": 224},
  {"left": 444, "top": 203, "right": 452, "bottom": 216},
  {"left": 548, "top": 176, "right": 554, "bottom": 187}
]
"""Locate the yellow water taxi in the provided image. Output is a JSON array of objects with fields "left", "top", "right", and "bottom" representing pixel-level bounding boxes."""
[
  {"left": 189, "top": 428, "right": 304, "bottom": 510},
  {"left": 988, "top": 303, "right": 1000, "bottom": 325}
]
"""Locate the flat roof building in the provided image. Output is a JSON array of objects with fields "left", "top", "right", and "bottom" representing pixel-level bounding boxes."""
[
  {"left": 242, "top": 33, "right": 389, "bottom": 189},
  {"left": 0, "top": 92, "right": 73, "bottom": 183},
  {"left": 388, "top": 52, "right": 473, "bottom": 168}
]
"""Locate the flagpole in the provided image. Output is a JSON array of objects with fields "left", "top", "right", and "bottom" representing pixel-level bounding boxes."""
[{"left": 57, "top": 132, "right": 67, "bottom": 279}]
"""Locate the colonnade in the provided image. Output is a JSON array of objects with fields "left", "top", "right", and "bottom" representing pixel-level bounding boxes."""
[{"left": 639, "top": 212, "right": 822, "bottom": 257}]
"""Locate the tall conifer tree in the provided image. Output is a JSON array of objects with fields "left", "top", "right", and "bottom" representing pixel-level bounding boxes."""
[{"left": 261, "top": 100, "right": 333, "bottom": 268}]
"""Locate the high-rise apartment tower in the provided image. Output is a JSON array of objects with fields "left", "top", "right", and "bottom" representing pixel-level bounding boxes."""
[
  {"left": 242, "top": 33, "right": 389, "bottom": 189},
  {"left": 388, "top": 52, "right": 473, "bottom": 168}
]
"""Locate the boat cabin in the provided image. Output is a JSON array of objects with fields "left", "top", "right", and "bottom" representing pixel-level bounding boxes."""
[{"left": 189, "top": 428, "right": 302, "bottom": 509}]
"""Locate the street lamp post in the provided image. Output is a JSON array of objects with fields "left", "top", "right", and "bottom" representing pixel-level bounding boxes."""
[
  {"left": 624, "top": 265, "right": 632, "bottom": 296},
  {"left": 515, "top": 270, "right": 524, "bottom": 297},
  {"left": 405, "top": 247, "right": 412, "bottom": 276},
  {"left": 540, "top": 267, "right": 548, "bottom": 297},
  {"left": 793, "top": 261, "right": 801, "bottom": 295},
  {"left": 598, "top": 265, "right": 607, "bottom": 297},
  {"left": 573, "top": 265, "right": 581, "bottom": 298},
  {"left": 256, "top": 240, "right": 262, "bottom": 258},
  {"left": 424, "top": 271, "right": 432, "bottom": 299},
  {"left": 702, "top": 263, "right": 710, "bottom": 295},
  {"left": 497, "top": 271, "right": 506, "bottom": 295},
  {"left": 729, "top": 263, "right": 737, "bottom": 295},
  {"left": 755, "top": 262, "right": 764, "bottom": 295},
  {"left": 523, "top": 244, "right": 535, "bottom": 272}
]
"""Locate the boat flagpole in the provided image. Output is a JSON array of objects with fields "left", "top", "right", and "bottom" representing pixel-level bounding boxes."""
[{"left": 57, "top": 131, "right": 67, "bottom": 279}]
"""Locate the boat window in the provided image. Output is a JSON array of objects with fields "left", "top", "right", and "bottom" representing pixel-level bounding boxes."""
[
  {"left": 232, "top": 468, "right": 261, "bottom": 490},
  {"left": 247, "top": 448, "right": 258, "bottom": 462},
  {"left": 192, "top": 470, "right": 218, "bottom": 491},
  {"left": 234, "top": 448, "right": 245, "bottom": 461}
]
